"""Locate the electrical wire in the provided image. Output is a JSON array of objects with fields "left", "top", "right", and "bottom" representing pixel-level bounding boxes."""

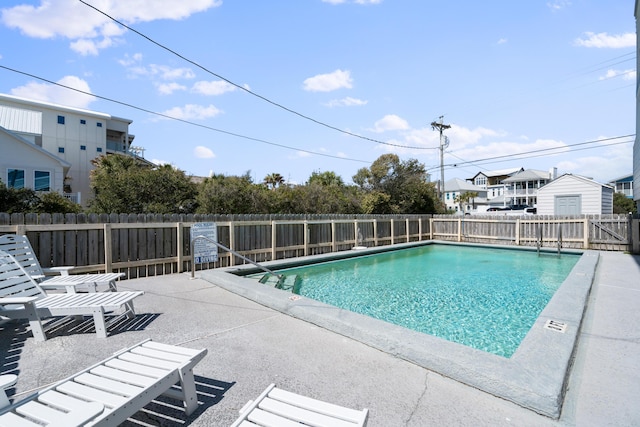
[
  {"left": 76, "top": 0, "right": 438, "bottom": 151},
  {"left": 0, "top": 64, "right": 373, "bottom": 165}
]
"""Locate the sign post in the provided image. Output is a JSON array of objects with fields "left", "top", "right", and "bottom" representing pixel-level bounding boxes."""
[{"left": 190, "top": 223, "right": 218, "bottom": 277}]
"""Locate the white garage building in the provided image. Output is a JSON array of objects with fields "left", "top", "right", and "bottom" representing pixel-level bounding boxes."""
[{"left": 536, "top": 174, "right": 614, "bottom": 215}]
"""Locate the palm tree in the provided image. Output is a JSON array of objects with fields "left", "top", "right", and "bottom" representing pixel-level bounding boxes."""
[{"left": 263, "top": 173, "right": 285, "bottom": 190}]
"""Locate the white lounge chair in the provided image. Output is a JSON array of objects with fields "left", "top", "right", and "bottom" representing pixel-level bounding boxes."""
[
  {"left": 232, "top": 383, "right": 369, "bottom": 427},
  {"left": 0, "top": 250, "right": 143, "bottom": 341},
  {"left": 0, "top": 339, "right": 207, "bottom": 426},
  {"left": 0, "top": 234, "right": 123, "bottom": 293}
]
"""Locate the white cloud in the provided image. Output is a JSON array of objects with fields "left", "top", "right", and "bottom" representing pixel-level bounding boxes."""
[
  {"left": 0, "top": 0, "right": 221, "bottom": 54},
  {"left": 547, "top": 1, "right": 571, "bottom": 11},
  {"left": 371, "top": 114, "right": 410, "bottom": 133},
  {"left": 599, "top": 69, "right": 636, "bottom": 81},
  {"left": 303, "top": 69, "right": 353, "bottom": 92},
  {"left": 497, "top": 38, "right": 507, "bottom": 45},
  {"left": 192, "top": 80, "right": 237, "bottom": 96},
  {"left": 322, "top": 0, "right": 347, "bottom": 4},
  {"left": 118, "top": 52, "right": 143, "bottom": 67},
  {"left": 574, "top": 32, "right": 636, "bottom": 49},
  {"left": 156, "top": 82, "right": 187, "bottom": 95},
  {"left": 160, "top": 104, "right": 222, "bottom": 120},
  {"left": 10, "top": 75, "right": 96, "bottom": 108},
  {"left": 194, "top": 146, "right": 215, "bottom": 159},
  {"left": 324, "top": 97, "right": 367, "bottom": 107}
]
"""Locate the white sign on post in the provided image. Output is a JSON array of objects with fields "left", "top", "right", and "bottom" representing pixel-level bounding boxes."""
[{"left": 190, "top": 222, "right": 218, "bottom": 264}]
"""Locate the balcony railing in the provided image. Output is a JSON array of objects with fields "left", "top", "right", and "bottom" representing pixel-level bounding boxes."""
[{"left": 63, "top": 192, "right": 81, "bottom": 204}]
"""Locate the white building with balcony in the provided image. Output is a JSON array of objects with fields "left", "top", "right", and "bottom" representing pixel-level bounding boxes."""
[
  {"left": 501, "top": 168, "right": 557, "bottom": 207},
  {"left": 0, "top": 94, "right": 137, "bottom": 206}
]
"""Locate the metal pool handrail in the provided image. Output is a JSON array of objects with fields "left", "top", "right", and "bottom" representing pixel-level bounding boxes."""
[{"left": 190, "top": 235, "right": 283, "bottom": 281}]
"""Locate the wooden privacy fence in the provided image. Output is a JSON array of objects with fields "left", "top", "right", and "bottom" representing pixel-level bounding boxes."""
[{"left": 0, "top": 213, "right": 636, "bottom": 279}]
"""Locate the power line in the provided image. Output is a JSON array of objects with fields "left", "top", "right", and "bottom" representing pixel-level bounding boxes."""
[
  {"left": 436, "top": 137, "right": 634, "bottom": 173},
  {"left": 76, "top": 0, "right": 438, "bottom": 151},
  {"left": 0, "top": 64, "right": 373, "bottom": 165}
]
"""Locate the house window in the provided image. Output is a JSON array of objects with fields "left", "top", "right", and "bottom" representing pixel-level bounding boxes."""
[
  {"left": 58, "top": 147, "right": 65, "bottom": 153},
  {"left": 34, "top": 171, "right": 50, "bottom": 191},
  {"left": 7, "top": 169, "right": 25, "bottom": 189},
  {"left": 80, "top": 145, "right": 86, "bottom": 150},
  {"left": 57, "top": 115, "right": 65, "bottom": 124},
  {"left": 80, "top": 119, "right": 86, "bottom": 125},
  {"left": 97, "top": 147, "right": 103, "bottom": 152},
  {"left": 97, "top": 122, "right": 103, "bottom": 127}
]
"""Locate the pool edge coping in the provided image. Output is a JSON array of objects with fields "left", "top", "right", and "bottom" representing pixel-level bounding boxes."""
[{"left": 200, "top": 240, "right": 598, "bottom": 419}]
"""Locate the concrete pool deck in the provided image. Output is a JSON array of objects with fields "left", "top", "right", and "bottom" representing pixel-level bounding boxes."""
[{"left": 1, "top": 250, "right": 639, "bottom": 426}]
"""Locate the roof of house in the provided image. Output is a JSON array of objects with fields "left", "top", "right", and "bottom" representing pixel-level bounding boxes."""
[
  {"left": 444, "top": 178, "right": 486, "bottom": 193},
  {"left": 537, "top": 173, "right": 614, "bottom": 191},
  {"left": 469, "top": 168, "right": 523, "bottom": 180},
  {"left": 502, "top": 169, "right": 550, "bottom": 183},
  {"left": 0, "top": 126, "right": 71, "bottom": 170},
  {"left": 608, "top": 174, "right": 633, "bottom": 183}
]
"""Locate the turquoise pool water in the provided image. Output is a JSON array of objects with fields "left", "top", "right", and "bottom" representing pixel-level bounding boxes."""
[{"left": 263, "top": 245, "right": 580, "bottom": 357}]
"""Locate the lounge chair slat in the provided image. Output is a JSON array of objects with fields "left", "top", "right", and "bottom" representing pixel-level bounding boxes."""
[
  {"left": 15, "top": 400, "right": 66, "bottom": 424},
  {"left": 141, "top": 341, "right": 203, "bottom": 358},
  {"left": 0, "top": 411, "right": 41, "bottom": 427},
  {"left": 130, "top": 347, "right": 193, "bottom": 364},
  {"left": 37, "top": 390, "right": 94, "bottom": 412},
  {"left": 89, "top": 366, "right": 158, "bottom": 387},
  {"left": 248, "top": 407, "right": 306, "bottom": 427},
  {"left": 269, "top": 387, "right": 367, "bottom": 423},
  {"left": 104, "top": 359, "right": 171, "bottom": 378},
  {"left": 74, "top": 373, "right": 144, "bottom": 397},
  {"left": 260, "top": 397, "right": 358, "bottom": 427},
  {"left": 118, "top": 352, "right": 188, "bottom": 370},
  {"left": 55, "top": 381, "right": 128, "bottom": 408}
]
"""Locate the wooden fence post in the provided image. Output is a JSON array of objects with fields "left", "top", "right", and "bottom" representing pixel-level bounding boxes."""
[
  {"left": 104, "top": 223, "right": 112, "bottom": 272},
  {"left": 177, "top": 222, "right": 184, "bottom": 273},
  {"left": 304, "top": 220, "right": 309, "bottom": 256},
  {"left": 271, "top": 221, "right": 277, "bottom": 261},
  {"left": 515, "top": 219, "right": 521, "bottom": 246},
  {"left": 583, "top": 218, "right": 590, "bottom": 249}
]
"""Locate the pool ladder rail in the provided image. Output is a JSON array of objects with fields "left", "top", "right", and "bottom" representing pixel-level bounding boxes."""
[
  {"left": 536, "top": 224, "right": 563, "bottom": 257},
  {"left": 259, "top": 273, "right": 301, "bottom": 293}
]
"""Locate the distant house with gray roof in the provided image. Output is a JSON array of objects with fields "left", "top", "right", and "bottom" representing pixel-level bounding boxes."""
[{"left": 444, "top": 178, "right": 487, "bottom": 213}]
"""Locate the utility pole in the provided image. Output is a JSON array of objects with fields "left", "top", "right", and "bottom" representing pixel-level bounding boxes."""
[{"left": 431, "top": 116, "right": 451, "bottom": 205}]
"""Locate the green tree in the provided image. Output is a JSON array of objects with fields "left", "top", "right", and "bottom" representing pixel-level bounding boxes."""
[
  {"left": 613, "top": 192, "right": 637, "bottom": 214},
  {"left": 353, "top": 154, "right": 440, "bottom": 214},
  {"left": 35, "top": 192, "right": 82, "bottom": 213},
  {"left": 307, "top": 171, "right": 344, "bottom": 187},
  {"left": 0, "top": 181, "right": 39, "bottom": 213},
  {"left": 89, "top": 154, "right": 197, "bottom": 214},
  {"left": 197, "top": 172, "right": 270, "bottom": 214},
  {"left": 263, "top": 172, "right": 285, "bottom": 190},
  {"left": 454, "top": 191, "right": 479, "bottom": 213}
]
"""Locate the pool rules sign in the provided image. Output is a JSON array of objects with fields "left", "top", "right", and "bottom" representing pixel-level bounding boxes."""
[{"left": 190, "top": 222, "right": 218, "bottom": 264}]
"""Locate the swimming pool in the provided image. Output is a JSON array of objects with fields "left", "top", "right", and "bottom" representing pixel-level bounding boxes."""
[
  {"left": 255, "top": 245, "right": 580, "bottom": 357},
  {"left": 201, "top": 241, "right": 598, "bottom": 418}
]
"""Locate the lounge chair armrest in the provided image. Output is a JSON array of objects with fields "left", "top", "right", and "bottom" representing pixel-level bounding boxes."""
[
  {"left": 42, "top": 266, "right": 74, "bottom": 276},
  {"left": 0, "top": 296, "right": 39, "bottom": 305}
]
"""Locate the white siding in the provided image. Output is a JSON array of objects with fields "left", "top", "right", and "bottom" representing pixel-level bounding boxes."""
[
  {"left": 537, "top": 175, "right": 609, "bottom": 215},
  {"left": 1, "top": 131, "right": 67, "bottom": 193}
]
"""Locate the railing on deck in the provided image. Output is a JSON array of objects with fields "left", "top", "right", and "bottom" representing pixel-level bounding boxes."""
[{"left": 0, "top": 213, "right": 637, "bottom": 279}]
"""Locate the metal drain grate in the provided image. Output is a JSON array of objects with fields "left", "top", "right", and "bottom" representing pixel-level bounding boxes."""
[{"left": 544, "top": 319, "right": 567, "bottom": 333}]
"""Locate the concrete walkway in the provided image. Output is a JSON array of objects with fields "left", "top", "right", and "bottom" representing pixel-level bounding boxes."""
[{"left": 1, "top": 251, "right": 639, "bottom": 426}]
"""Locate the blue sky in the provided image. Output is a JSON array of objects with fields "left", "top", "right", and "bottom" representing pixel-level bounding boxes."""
[{"left": 0, "top": 0, "right": 635, "bottom": 186}]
